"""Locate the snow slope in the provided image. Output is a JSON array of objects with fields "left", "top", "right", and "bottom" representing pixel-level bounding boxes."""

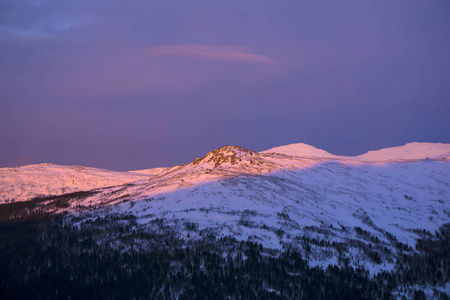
[
  {"left": 97, "top": 157, "right": 450, "bottom": 248},
  {"left": 1, "top": 143, "right": 450, "bottom": 270},
  {"left": 263, "top": 142, "right": 450, "bottom": 161},
  {"left": 31, "top": 145, "right": 445, "bottom": 253},
  {"left": 129, "top": 167, "right": 169, "bottom": 176},
  {"left": 262, "top": 143, "right": 339, "bottom": 158},
  {"left": 0, "top": 163, "right": 149, "bottom": 202},
  {"left": 356, "top": 142, "right": 450, "bottom": 161}
]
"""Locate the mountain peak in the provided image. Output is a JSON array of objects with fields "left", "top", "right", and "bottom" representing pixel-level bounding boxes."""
[
  {"left": 261, "top": 141, "right": 450, "bottom": 161},
  {"left": 192, "top": 145, "right": 258, "bottom": 167},
  {"left": 357, "top": 142, "right": 450, "bottom": 161},
  {"left": 261, "top": 143, "right": 336, "bottom": 158}
]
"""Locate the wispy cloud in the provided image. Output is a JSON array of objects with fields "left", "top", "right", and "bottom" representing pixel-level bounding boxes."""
[
  {"left": 0, "top": 17, "right": 89, "bottom": 40},
  {"left": 142, "top": 45, "right": 277, "bottom": 65}
]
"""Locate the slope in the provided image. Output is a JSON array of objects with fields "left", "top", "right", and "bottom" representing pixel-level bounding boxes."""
[
  {"left": 0, "top": 163, "right": 149, "bottom": 203},
  {"left": 1, "top": 144, "right": 450, "bottom": 274},
  {"left": 262, "top": 141, "right": 450, "bottom": 161},
  {"left": 261, "top": 143, "right": 339, "bottom": 158},
  {"left": 356, "top": 142, "right": 450, "bottom": 161}
]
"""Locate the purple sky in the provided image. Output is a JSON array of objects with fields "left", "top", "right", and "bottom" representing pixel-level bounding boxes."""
[{"left": 1, "top": 0, "right": 450, "bottom": 171}]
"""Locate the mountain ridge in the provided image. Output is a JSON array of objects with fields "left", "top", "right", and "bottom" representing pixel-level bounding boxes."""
[
  {"left": 262, "top": 141, "right": 450, "bottom": 161},
  {"left": 1, "top": 141, "right": 449, "bottom": 275},
  {"left": 1, "top": 142, "right": 450, "bottom": 204}
]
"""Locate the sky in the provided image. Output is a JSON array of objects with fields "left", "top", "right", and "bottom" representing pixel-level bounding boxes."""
[{"left": 1, "top": 0, "right": 450, "bottom": 171}]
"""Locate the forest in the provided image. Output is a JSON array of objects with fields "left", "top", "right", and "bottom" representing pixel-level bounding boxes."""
[{"left": 0, "top": 213, "right": 449, "bottom": 299}]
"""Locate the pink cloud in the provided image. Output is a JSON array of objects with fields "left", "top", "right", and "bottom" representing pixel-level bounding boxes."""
[{"left": 142, "top": 45, "right": 277, "bottom": 65}]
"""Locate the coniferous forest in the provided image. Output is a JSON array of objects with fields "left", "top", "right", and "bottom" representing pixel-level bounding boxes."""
[{"left": 0, "top": 214, "right": 449, "bottom": 300}]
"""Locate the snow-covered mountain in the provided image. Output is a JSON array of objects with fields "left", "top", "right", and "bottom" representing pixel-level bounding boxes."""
[
  {"left": 0, "top": 163, "right": 148, "bottom": 202},
  {"left": 355, "top": 142, "right": 450, "bottom": 161},
  {"left": 261, "top": 143, "right": 338, "bottom": 158},
  {"left": 263, "top": 142, "right": 450, "bottom": 161},
  {"left": 1, "top": 142, "right": 450, "bottom": 272}
]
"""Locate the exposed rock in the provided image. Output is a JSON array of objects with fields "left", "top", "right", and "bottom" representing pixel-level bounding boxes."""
[{"left": 192, "top": 146, "right": 258, "bottom": 167}]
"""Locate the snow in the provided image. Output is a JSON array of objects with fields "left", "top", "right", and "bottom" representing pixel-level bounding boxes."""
[
  {"left": 68, "top": 156, "right": 449, "bottom": 261},
  {"left": 128, "top": 167, "right": 169, "bottom": 176},
  {"left": 261, "top": 143, "right": 339, "bottom": 158},
  {"left": 356, "top": 142, "right": 450, "bottom": 161},
  {"left": 0, "top": 163, "right": 149, "bottom": 202},
  {"left": 262, "top": 142, "right": 450, "bottom": 161},
  {"left": 1, "top": 142, "right": 450, "bottom": 272}
]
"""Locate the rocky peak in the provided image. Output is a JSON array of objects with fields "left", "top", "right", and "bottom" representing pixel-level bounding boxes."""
[{"left": 192, "top": 146, "right": 259, "bottom": 167}]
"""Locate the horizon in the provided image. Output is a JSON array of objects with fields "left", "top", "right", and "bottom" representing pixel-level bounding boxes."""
[
  {"left": 2, "top": 140, "right": 449, "bottom": 171},
  {"left": 1, "top": 1, "right": 450, "bottom": 171}
]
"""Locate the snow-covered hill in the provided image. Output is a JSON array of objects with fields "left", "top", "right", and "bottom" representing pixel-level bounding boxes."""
[
  {"left": 264, "top": 142, "right": 450, "bottom": 161},
  {"left": 356, "top": 142, "right": 450, "bottom": 161},
  {"left": 129, "top": 167, "right": 168, "bottom": 176},
  {"left": 1, "top": 142, "right": 450, "bottom": 272},
  {"left": 261, "top": 143, "right": 339, "bottom": 158},
  {"left": 0, "top": 163, "right": 149, "bottom": 202}
]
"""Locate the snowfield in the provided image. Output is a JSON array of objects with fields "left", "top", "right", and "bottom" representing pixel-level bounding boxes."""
[
  {"left": 1, "top": 142, "right": 450, "bottom": 271},
  {"left": 0, "top": 163, "right": 148, "bottom": 202},
  {"left": 263, "top": 142, "right": 450, "bottom": 161}
]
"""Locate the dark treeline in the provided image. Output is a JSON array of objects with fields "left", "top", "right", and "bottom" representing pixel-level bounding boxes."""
[
  {"left": 0, "top": 215, "right": 449, "bottom": 300},
  {"left": 396, "top": 223, "right": 450, "bottom": 287}
]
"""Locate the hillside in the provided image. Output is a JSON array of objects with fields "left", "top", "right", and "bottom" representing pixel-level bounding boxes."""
[
  {"left": 1, "top": 143, "right": 449, "bottom": 255},
  {"left": 0, "top": 163, "right": 149, "bottom": 202},
  {"left": 261, "top": 143, "right": 339, "bottom": 158},
  {"left": 1, "top": 142, "right": 449, "bottom": 298},
  {"left": 263, "top": 142, "right": 450, "bottom": 161}
]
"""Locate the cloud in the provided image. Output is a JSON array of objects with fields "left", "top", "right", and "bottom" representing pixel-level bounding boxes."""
[
  {"left": 0, "top": 0, "right": 90, "bottom": 40},
  {"left": 142, "top": 45, "right": 277, "bottom": 65}
]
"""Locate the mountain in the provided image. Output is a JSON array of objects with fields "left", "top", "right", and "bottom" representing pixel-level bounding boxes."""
[
  {"left": 263, "top": 141, "right": 450, "bottom": 161},
  {"left": 0, "top": 163, "right": 148, "bottom": 202},
  {"left": 1, "top": 142, "right": 449, "bottom": 298},
  {"left": 1, "top": 142, "right": 449, "bottom": 254},
  {"left": 1, "top": 143, "right": 450, "bottom": 252},
  {"left": 356, "top": 142, "right": 450, "bottom": 161},
  {"left": 261, "top": 143, "right": 338, "bottom": 158},
  {"left": 3, "top": 142, "right": 448, "bottom": 205}
]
